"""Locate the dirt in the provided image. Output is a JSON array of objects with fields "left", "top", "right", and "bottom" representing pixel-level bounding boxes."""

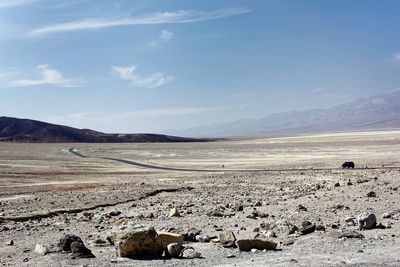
[{"left": 0, "top": 132, "right": 400, "bottom": 266}]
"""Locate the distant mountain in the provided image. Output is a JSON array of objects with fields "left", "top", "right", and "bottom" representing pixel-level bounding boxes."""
[
  {"left": 0, "top": 117, "right": 206, "bottom": 143},
  {"left": 177, "top": 90, "right": 400, "bottom": 137}
]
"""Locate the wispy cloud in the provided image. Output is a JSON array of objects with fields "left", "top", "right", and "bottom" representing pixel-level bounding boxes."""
[
  {"left": 47, "top": 107, "right": 222, "bottom": 127},
  {"left": 29, "top": 7, "right": 250, "bottom": 36},
  {"left": 160, "top": 30, "right": 173, "bottom": 42},
  {"left": 0, "top": 0, "right": 37, "bottom": 9},
  {"left": 112, "top": 65, "right": 173, "bottom": 88},
  {"left": 0, "top": 69, "right": 19, "bottom": 78},
  {"left": 9, "top": 65, "right": 84, "bottom": 87}
]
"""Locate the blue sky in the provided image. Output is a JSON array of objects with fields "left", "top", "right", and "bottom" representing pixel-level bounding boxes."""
[{"left": 0, "top": 0, "right": 400, "bottom": 133}]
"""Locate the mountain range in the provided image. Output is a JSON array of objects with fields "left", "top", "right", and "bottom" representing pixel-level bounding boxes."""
[
  {"left": 176, "top": 90, "right": 400, "bottom": 137},
  {"left": 0, "top": 116, "right": 206, "bottom": 143}
]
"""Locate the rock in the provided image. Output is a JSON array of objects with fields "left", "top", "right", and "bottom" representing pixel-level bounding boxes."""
[
  {"left": 158, "top": 232, "right": 184, "bottom": 248},
  {"left": 236, "top": 239, "right": 277, "bottom": 251},
  {"left": 195, "top": 235, "right": 213, "bottom": 243},
  {"left": 254, "top": 201, "right": 262, "bottom": 207},
  {"left": 109, "top": 210, "right": 121, "bottom": 217},
  {"left": 111, "top": 224, "right": 163, "bottom": 258},
  {"left": 167, "top": 243, "right": 183, "bottom": 258},
  {"left": 181, "top": 247, "right": 201, "bottom": 259},
  {"left": 70, "top": 241, "right": 95, "bottom": 258},
  {"left": 334, "top": 182, "right": 340, "bottom": 187},
  {"left": 345, "top": 217, "right": 357, "bottom": 226},
  {"left": 382, "top": 210, "right": 400, "bottom": 220},
  {"left": 219, "top": 231, "right": 237, "bottom": 248},
  {"left": 259, "top": 220, "right": 298, "bottom": 236},
  {"left": 227, "top": 254, "right": 236, "bottom": 258},
  {"left": 315, "top": 225, "right": 326, "bottom": 231},
  {"left": 333, "top": 230, "right": 364, "bottom": 239},
  {"left": 5, "top": 240, "right": 13, "bottom": 246},
  {"left": 32, "top": 244, "right": 49, "bottom": 256},
  {"left": 169, "top": 208, "right": 180, "bottom": 217},
  {"left": 367, "top": 191, "right": 376, "bottom": 198},
  {"left": 58, "top": 234, "right": 83, "bottom": 252},
  {"left": 262, "top": 230, "right": 276, "bottom": 238},
  {"left": 300, "top": 222, "right": 316, "bottom": 235},
  {"left": 298, "top": 204, "right": 307, "bottom": 211},
  {"left": 357, "top": 211, "right": 377, "bottom": 229}
]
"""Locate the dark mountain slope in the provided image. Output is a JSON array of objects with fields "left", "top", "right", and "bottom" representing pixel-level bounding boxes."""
[{"left": 0, "top": 117, "right": 205, "bottom": 143}]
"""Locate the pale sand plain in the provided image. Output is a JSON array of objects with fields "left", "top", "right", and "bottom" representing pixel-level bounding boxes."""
[{"left": 0, "top": 131, "right": 399, "bottom": 266}]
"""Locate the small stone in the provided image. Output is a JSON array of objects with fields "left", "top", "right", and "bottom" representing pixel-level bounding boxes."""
[
  {"left": 334, "top": 182, "right": 340, "bottom": 187},
  {"left": 254, "top": 201, "right": 262, "bottom": 207},
  {"left": 58, "top": 234, "right": 83, "bottom": 252},
  {"left": 109, "top": 210, "right": 121, "bottom": 217},
  {"left": 236, "top": 239, "right": 277, "bottom": 251},
  {"left": 181, "top": 247, "right": 201, "bottom": 259},
  {"left": 169, "top": 208, "right": 180, "bottom": 217},
  {"left": 219, "top": 231, "right": 237, "bottom": 248},
  {"left": 5, "top": 240, "right": 14, "bottom": 246},
  {"left": 367, "top": 191, "right": 376, "bottom": 198},
  {"left": 298, "top": 205, "right": 307, "bottom": 211},
  {"left": 227, "top": 254, "right": 236, "bottom": 258},
  {"left": 32, "top": 244, "right": 49, "bottom": 256},
  {"left": 259, "top": 220, "right": 298, "bottom": 236}
]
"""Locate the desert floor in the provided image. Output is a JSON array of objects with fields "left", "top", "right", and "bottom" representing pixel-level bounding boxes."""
[{"left": 0, "top": 131, "right": 400, "bottom": 266}]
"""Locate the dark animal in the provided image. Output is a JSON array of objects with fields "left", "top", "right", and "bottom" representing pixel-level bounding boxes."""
[{"left": 342, "top": 162, "right": 355, "bottom": 169}]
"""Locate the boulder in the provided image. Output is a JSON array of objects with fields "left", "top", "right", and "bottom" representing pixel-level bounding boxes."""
[
  {"left": 219, "top": 231, "right": 237, "bottom": 248},
  {"left": 236, "top": 239, "right": 277, "bottom": 251},
  {"left": 259, "top": 220, "right": 298, "bottom": 236},
  {"left": 357, "top": 211, "right": 377, "bottom": 229},
  {"left": 111, "top": 224, "right": 163, "bottom": 258}
]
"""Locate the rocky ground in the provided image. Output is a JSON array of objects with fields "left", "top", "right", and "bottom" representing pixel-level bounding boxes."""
[
  {"left": 0, "top": 134, "right": 400, "bottom": 266},
  {"left": 0, "top": 168, "right": 399, "bottom": 266}
]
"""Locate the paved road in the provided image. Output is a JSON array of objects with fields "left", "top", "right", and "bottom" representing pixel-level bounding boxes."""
[{"left": 68, "top": 147, "right": 400, "bottom": 173}]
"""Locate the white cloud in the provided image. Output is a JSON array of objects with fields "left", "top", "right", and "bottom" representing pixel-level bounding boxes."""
[
  {"left": 112, "top": 65, "right": 173, "bottom": 88},
  {"left": 29, "top": 7, "right": 250, "bottom": 36},
  {"left": 160, "top": 30, "right": 173, "bottom": 42},
  {"left": 9, "top": 65, "right": 83, "bottom": 88},
  {"left": 0, "top": 0, "right": 37, "bottom": 9}
]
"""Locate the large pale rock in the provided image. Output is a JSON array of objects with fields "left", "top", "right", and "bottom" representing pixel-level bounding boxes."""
[
  {"left": 357, "top": 211, "right": 377, "bottom": 229},
  {"left": 111, "top": 224, "right": 163, "bottom": 258},
  {"left": 32, "top": 244, "right": 49, "bottom": 256},
  {"left": 219, "top": 231, "right": 237, "bottom": 248},
  {"left": 260, "top": 220, "right": 298, "bottom": 236},
  {"left": 236, "top": 239, "right": 277, "bottom": 251}
]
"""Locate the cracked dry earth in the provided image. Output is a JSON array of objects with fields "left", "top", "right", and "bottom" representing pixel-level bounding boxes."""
[{"left": 0, "top": 135, "right": 400, "bottom": 266}]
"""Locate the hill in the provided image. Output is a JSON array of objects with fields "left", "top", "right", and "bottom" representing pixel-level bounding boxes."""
[{"left": 0, "top": 116, "right": 205, "bottom": 143}]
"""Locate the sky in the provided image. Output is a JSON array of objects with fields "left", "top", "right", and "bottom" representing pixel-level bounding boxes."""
[{"left": 0, "top": 0, "right": 400, "bottom": 133}]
